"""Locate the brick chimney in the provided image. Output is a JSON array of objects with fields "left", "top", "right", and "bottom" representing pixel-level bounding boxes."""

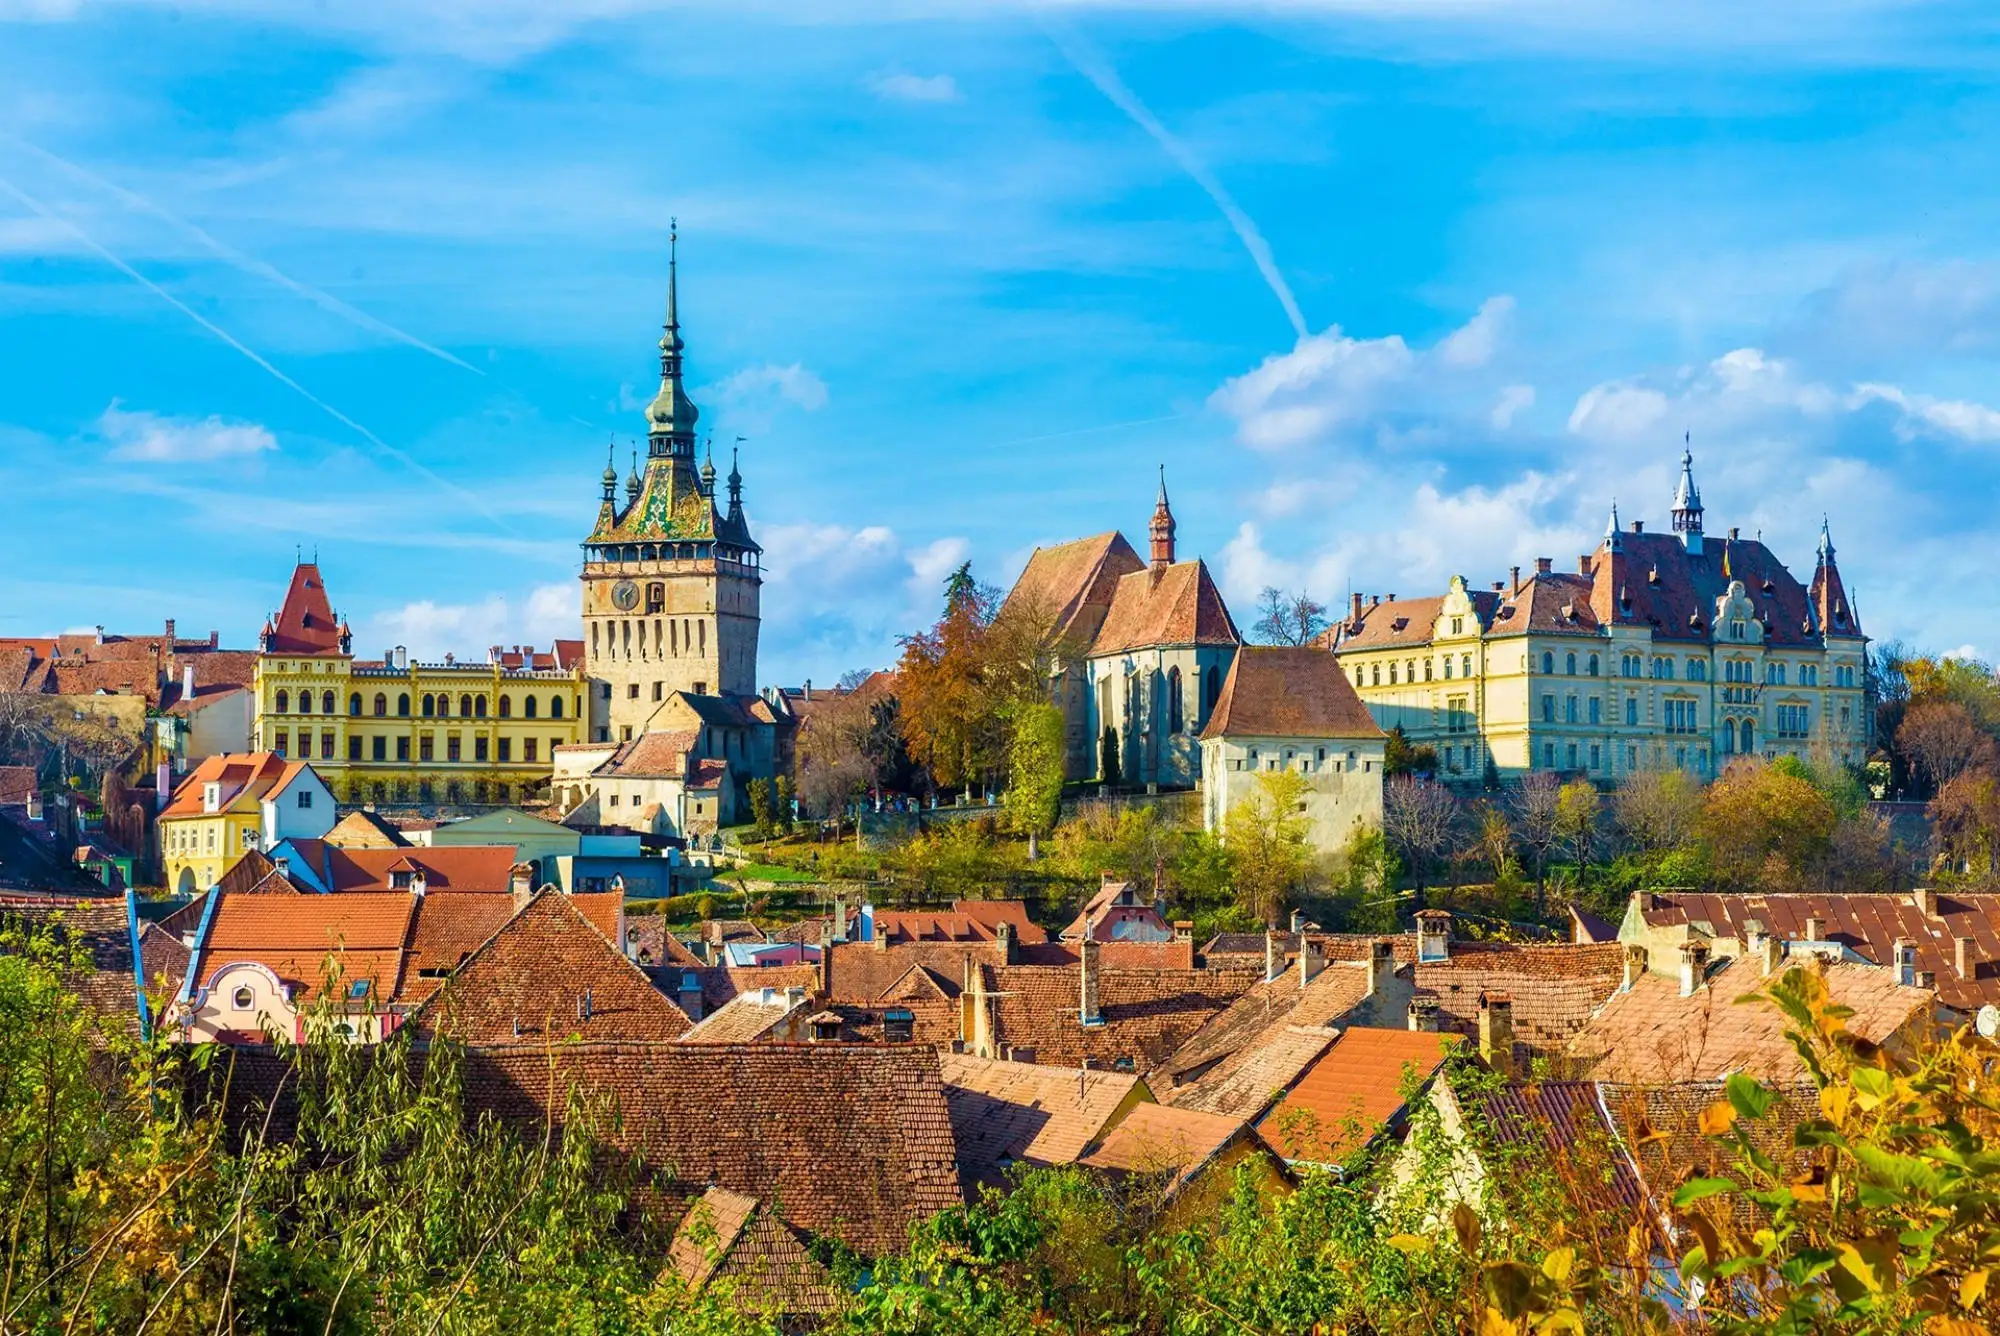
[
  {"left": 1172, "top": 920, "right": 1193, "bottom": 945},
  {"left": 1509, "top": 566, "right": 1521, "bottom": 596},
  {"left": 1408, "top": 995, "right": 1440, "bottom": 1032},
  {"left": 678, "top": 970, "right": 705, "bottom": 1023},
  {"left": 1079, "top": 938, "right": 1103, "bottom": 1026},
  {"left": 1534, "top": 557, "right": 1552, "bottom": 575},
  {"left": 1958, "top": 936, "right": 1978, "bottom": 981},
  {"left": 1351, "top": 592, "right": 1364, "bottom": 623},
  {"left": 1579, "top": 554, "right": 1594, "bottom": 577},
  {"left": 817, "top": 927, "right": 835, "bottom": 997},
  {"left": 1622, "top": 943, "right": 1648, "bottom": 991},
  {"left": 1478, "top": 992, "right": 1515, "bottom": 1079},
  {"left": 1679, "top": 939, "right": 1711, "bottom": 996}
]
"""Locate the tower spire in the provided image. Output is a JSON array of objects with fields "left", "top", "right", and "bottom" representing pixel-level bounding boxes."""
[
  {"left": 601, "top": 438, "right": 618, "bottom": 503},
  {"left": 1671, "top": 441, "right": 1704, "bottom": 554},
  {"left": 1604, "top": 497, "right": 1622, "bottom": 552},
  {"left": 626, "top": 448, "right": 641, "bottom": 504},
  {"left": 1149, "top": 466, "right": 1176, "bottom": 572},
  {"left": 728, "top": 437, "right": 745, "bottom": 514},
  {"left": 1817, "top": 514, "right": 1836, "bottom": 565},
  {"left": 643, "top": 218, "right": 698, "bottom": 459}
]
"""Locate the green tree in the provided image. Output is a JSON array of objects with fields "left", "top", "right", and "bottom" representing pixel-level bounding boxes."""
[
  {"left": 1553, "top": 779, "right": 1601, "bottom": 886},
  {"left": 1222, "top": 769, "right": 1313, "bottom": 927},
  {"left": 1002, "top": 703, "right": 1065, "bottom": 860},
  {"left": 774, "top": 773, "right": 796, "bottom": 835},
  {"left": 1098, "top": 725, "right": 1121, "bottom": 786},
  {"left": 1383, "top": 725, "right": 1437, "bottom": 778},
  {"left": 747, "top": 777, "right": 776, "bottom": 840}
]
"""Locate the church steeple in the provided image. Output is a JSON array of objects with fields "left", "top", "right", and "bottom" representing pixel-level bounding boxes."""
[
  {"left": 1149, "top": 467, "right": 1177, "bottom": 572},
  {"left": 1672, "top": 441, "right": 1704, "bottom": 554},
  {"left": 1604, "top": 498, "right": 1623, "bottom": 552},
  {"left": 727, "top": 443, "right": 744, "bottom": 516},
  {"left": 644, "top": 220, "right": 699, "bottom": 458},
  {"left": 1817, "top": 515, "right": 1836, "bottom": 566}
]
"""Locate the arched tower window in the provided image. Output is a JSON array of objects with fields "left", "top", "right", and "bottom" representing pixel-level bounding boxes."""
[
  {"left": 421, "top": 694, "right": 435, "bottom": 717},
  {"left": 475, "top": 694, "right": 488, "bottom": 718},
  {"left": 373, "top": 693, "right": 387, "bottom": 717},
  {"left": 551, "top": 696, "right": 564, "bottom": 719},
  {"left": 299, "top": 691, "right": 312, "bottom": 715}
]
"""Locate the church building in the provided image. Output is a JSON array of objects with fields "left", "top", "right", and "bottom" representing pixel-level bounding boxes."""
[{"left": 565, "top": 230, "right": 781, "bottom": 837}]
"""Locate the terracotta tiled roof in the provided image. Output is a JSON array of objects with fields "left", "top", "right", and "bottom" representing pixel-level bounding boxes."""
[
  {"left": 940, "top": 1054, "right": 1146, "bottom": 1189},
  {"left": 601, "top": 730, "right": 700, "bottom": 779},
  {"left": 873, "top": 899, "right": 1049, "bottom": 946},
  {"left": 623, "top": 918, "right": 706, "bottom": 968},
  {"left": 266, "top": 563, "right": 344, "bottom": 654},
  {"left": 1599, "top": 1079, "right": 1821, "bottom": 1224},
  {"left": 161, "top": 682, "right": 249, "bottom": 716},
  {"left": 1162, "top": 962, "right": 1375, "bottom": 1081},
  {"left": 137, "top": 921, "right": 191, "bottom": 1021},
  {"left": 677, "top": 988, "right": 808, "bottom": 1043},
  {"left": 214, "top": 850, "right": 308, "bottom": 896},
  {"left": 1170, "top": 1024, "right": 1338, "bottom": 1121},
  {"left": 280, "top": 841, "right": 518, "bottom": 893},
  {"left": 399, "top": 896, "right": 521, "bottom": 1001},
  {"left": 1569, "top": 955, "right": 1931, "bottom": 1084},
  {"left": 1632, "top": 890, "right": 2000, "bottom": 1011},
  {"left": 1259, "top": 1027, "right": 1458, "bottom": 1164},
  {"left": 412, "top": 892, "right": 686, "bottom": 1042},
  {"left": 826, "top": 938, "right": 1005, "bottom": 1007},
  {"left": 667, "top": 1187, "right": 844, "bottom": 1319},
  {"left": 1090, "top": 559, "right": 1241, "bottom": 656},
  {"left": 194, "top": 892, "right": 415, "bottom": 1001},
  {"left": 1475, "top": 1080, "right": 1644, "bottom": 1211},
  {"left": 1081, "top": 1102, "right": 1245, "bottom": 1184},
  {"left": 1587, "top": 530, "right": 1829, "bottom": 647},
  {"left": 161, "top": 752, "right": 306, "bottom": 821},
  {"left": 702, "top": 964, "right": 820, "bottom": 1012},
  {"left": 1199, "top": 646, "right": 1383, "bottom": 741},
  {"left": 1003, "top": 531, "right": 1146, "bottom": 647},
  {"left": 459, "top": 1042, "right": 961, "bottom": 1254}
]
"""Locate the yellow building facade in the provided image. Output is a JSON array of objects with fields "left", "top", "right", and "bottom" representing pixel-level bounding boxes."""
[
  {"left": 250, "top": 563, "right": 586, "bottom": 808},
  {"left": 159, "top": 751, "right": 334, "bottom": 894},
  {"left": 1326, "top": 459, "right": 1868, "bottom": 784}
]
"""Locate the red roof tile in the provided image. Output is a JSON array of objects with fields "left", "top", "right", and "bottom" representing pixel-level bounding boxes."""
[
  {"left": 1200, "top": 646, "right": 1382, "bottom": 741},
  {"left": 1091, "top": 560, "right": 1241, "bottom": 655},
  {"left": 1259, "top": 1027, "right": 1458, "bottom": 1163},
  {"left": 266, "top": 562, "right": 344, "bottom": 655}
]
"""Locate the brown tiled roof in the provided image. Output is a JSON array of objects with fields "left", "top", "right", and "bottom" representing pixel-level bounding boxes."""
[
  {"left": 399, "top": 896, "right": 521, "bottom": 1001},
  {"left": 826, "top": 938, "right": 1003, "bottom": 1006},
  {"left": 1568, "top": 956, "right": 1930, "bottom": 1084},
  {"left": 161, "top": 682, "right": 250, "bottom": 716},
  {"left": 702, "top": 964, "right": 820, "bottom": 1012},
  {"left": 1259, "top": 1027, "right": 1458, "bottom": 1164},
  {"left": 1170, "top": 1024, "right": 1337, "bottom": 1121},
  {"left": 677, "top": 988, "right": 808, "bottom": 1043},
  {"left": 1600, "top": 1079, "right": 1821, "bottom": 1224},
  {"left": 873, "top": 899, "right": 1049, "bottom": 946},
  {"left": 322, "top": 809, "right": 412, "bottom": 849},
  {"left": 940, "top": 1053, "right": 1146, "bottom": 1189},
  {"left": 266, "top": 562, "right": 344, "bottom": 654},
  {"left": 1633, "top": 890, "right": 2000, "bottom": 1011},
  {"left": 459, "top": 1043, "right": 961, "bottom": 1254},
  {"left": 137, "top": 921, "right": 191, "bottom": 1020},
  {"left": 214, "top": 850, "right": 308, "bottom": 896},
  {"left": 981, "top": 963, "right": 1262, "bottom": 1071},
  {"left": 0, "top": 897, "right": 140, "bottom": 1034},
  {"left": 1323, "top": 594, "right": 1446, "bottom": 651},
  {"left": 1162, "top": 962, "right": 1374, "bottom": 1081},
  {"left": 49, "top": 658, "right": 162, "bottom": 703},
  {"left": 624, "top": 918, "right": 706, "bottom": 968},
  {"left": 282, "top": 841, "right": 518, "bottom": 893},
  {"left": 601, "top": 730, "right": 700, "bottom": 779},
  {"left": 194, "top": 892, "right": 416, "bottom": 1002},
  {"left": 1090, "top": 559, "right": 1241, "bottom": 656},
  {"left": 1081, "top": 1102, "right": 1245, "bottom": 1184},
  {"left": 1474, "top": 1080, "right": 1644, "bottom": 1211},
  {"left": 1003, "top": 531, "right": 1145, "bottom": 646},
  {"left": 1490, "top": 570, "right": 1601, "bottom": 640},
  {"left": 0, "top": 766, "right": 38, "bottom": 805},
  {"left": 1200, "top": 646, "right": 1383, "bottom": 741},
  {"left": 1415, "top": 942, "right": 1626, "bottom": 1064},
  {"left": 667, "top": 1187, "right": 844, "bottom": 1319},
  {"left": 412, "top": 892, "right": 688, "bottom": 1042}
]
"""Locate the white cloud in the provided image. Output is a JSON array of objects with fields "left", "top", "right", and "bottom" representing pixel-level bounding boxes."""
[
  {"left": 1490, "top": 382, "right": 1535, "bottom": 429},
  {"left": 95, "top": 401, "right": 276, "bottom": 461},
  {"left": 907, "top": 535, "right": 971, "bottom": 598},
  {"left": 1208, "top": 297, "right": 1515, "bottom": 451},
  {"left": 360, "top": 581, "right": 577, "bottom": 659},
  {"left": 704, "top": 362, "right": 830, "bottom": 413},
  {"left": 1852, "top": 383, "right": 2000, "bottom": 443},
  {"left": 869, "top": 71, "right": 962, "bottom": 104}
]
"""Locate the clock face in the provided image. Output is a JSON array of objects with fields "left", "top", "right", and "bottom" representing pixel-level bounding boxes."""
[{"left": 611, "top": 580, "right": 640, "bottom": 611}]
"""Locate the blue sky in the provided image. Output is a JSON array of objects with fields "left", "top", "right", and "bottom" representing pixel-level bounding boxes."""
[{"left": 3, "top": 1, "right": 1998, "bottom": 683}]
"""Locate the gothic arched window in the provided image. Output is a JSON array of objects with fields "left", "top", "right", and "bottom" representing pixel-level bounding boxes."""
[
  {"left": 498, "top": 695, "right": 511, "bottom": 718},
  {"left": 459, "top": 694, "right": 474, "bottom": 718},
  {"left": 1167, "top": 666, "right": 1184, "bottom": 733},
  {"left": 551, "top": 696, "right": 564, "bottom": 719},
  {"left": 524, "top": 696, "right": 538, "bottom": 719},
  {"left": 349, "top": 693, "right": 363, "bottom": 716},
  {"left": 322, "top": 691, "right": 336, "bottom": 714},
  {"left": 398, "top": 694, "right": 410, "bottom": 717},
  {"left": 275, "top": 689, "right": 290, "bottom": 714}
]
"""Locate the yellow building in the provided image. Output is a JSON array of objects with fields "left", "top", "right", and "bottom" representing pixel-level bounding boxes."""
[
  {"left": 1325, "top": 455, "right": 1868, "bottom": 783},
  {"left": 250, "top": 563, "right": 587, "bottom": 807},
  {"left": 160, "top": 751, "right": 334, "bottom": 895}
]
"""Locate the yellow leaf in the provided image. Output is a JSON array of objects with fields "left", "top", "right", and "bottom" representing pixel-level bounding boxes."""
[
  {"left": 1480, "top": 1308, "right": 1519, "bottom": 1336},
  {"left": 1821, "top": 1085, "right": 1852, "bottom": 1123},
  {"left": 1790, "top": 1178, "right": 1827, "bottom": 1203},
  {"left": 1535, "top": 1312, "right": 1586, "bottom": 1335},
  {"left": 1627, "top": 1223, "right": 1650, "bottom": 1264},
  {"left": 1698, "top": 1100, "right": 1737, "bottom": 1137},
  {"left": 1542, "top": 1247, "right": 1575, "bottom": 1285},
  {"left": 1962, "top": 1270, "right": 1991, "bottom": 1310},
  {"left": 1838, "top": 1242, "right": 1884, "bottom": 1294},
  {"left": 1386, "top": 1234, "right": 1432, "bottom": 1254},
  {"left": 1454, "top": 1201, "right": 1483, "bottom": 1254},
  {"left": 1924, "top": 1319, "right": 1991, "bottom": 1336}
]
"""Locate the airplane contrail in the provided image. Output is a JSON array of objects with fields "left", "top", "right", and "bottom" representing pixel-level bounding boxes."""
[
  {"left": 0, "top": 172, "right": 512, "bottom": 531},
  {"left": 3, "top": 133, "right": 483, "bottom": 375},
  {"left": 1044, "top": 22, "right": 1309, "bottom": 343}
]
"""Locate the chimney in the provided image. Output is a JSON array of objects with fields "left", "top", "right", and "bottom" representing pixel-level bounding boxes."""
[
  {"left": 1290, "top": 908, "right": 1305, "bottom": 934},
  {"left": 1632, "top": 520, "right": 1644, "bottom": 534},
  {"left": 1915, "top": 970, "right": 1936, "bottom": 990},
  {"left": 996, "top": 919, "right": 1016, "bottom": 966},
  {"left": 1958, "top": 936, "right": 1977, "bottom": 981},
  {"left": 1509, "top": 566, "right": 1521, "bottom": 596},
  {"left": 1351, "top": 592, "right": 1364, "bottom": 622},
  {"left": 1079, "top": 937, "right": 1103, "bottom": 1026},
  {"left": 803, "top": 678, "right": 812, "bottom": 701},
  {"left": 1298, "top": 934, "right": 1324, "bottom": 989},
  {"left": 510, "top": 863, "right": 533, "bottom": 900},
  {"left": 1622, "top": 943, "right": 1647, "bottom": 991},
  {"left": 1407, "top": 995, "right": 1440, "bottom": 1031},
  {"left": 1172, "top": 919, "right": 1193, "bottom": 945},
  {"left": 1579, "top": 554, "right": 1594, "bottom": 577},
  {"left": 830, "top": 894, "right": 849, "bottom": 944},
  {"left": 817, "top": 927, "right": 834, "bottom": 997},
  {"left": 1534, "top": 557, "right": 1552, "bottom": 575},
  {"left": 1679, "top": 939, "right": 1711, "bottom": 996},
  {"left": 1729, "top": 527, "right": 1739, "bottom": 541},
  {"left": 1742, "top": 918, "right": 1766, "bottom": 959},
  {"left": 164, "top": 618, "right": 176, "bottom": 643},
  {"left": 1370, "top": 594, "right": 1381, "bottom": 607},
  {"left": 94, "top": 624, "right": 105, "bottom": 646},
  {"left": 1415, "top": 909, "right": 1452, "bottom": 962},
  {"left": 1805, "top": 915, "right": 1823, "bottom": 942},
  {"left": 1760, "top": 934, "right": 1785, "bottom": 977},
  {"left": 678, "top": 970, "right": 705, "bottom": 1023},
  {"left": 1366, "top": 938, "right": 1394, "bottom": 997},
  {"left": 1478, "top": 992, "right": 1515, "bottom": 1079},
  {"left": 181, "top": 663, "right": 195, "bottom": 702},
  {"left": 1912, "top": 887, "right": 1937, "bottom": 917},
  {"left": 1265, "top": 930, "right": 1281, "bottom": 982},
  {"left": 410, "top": 873, "right": 427, "bottom": 899},
  {"left": 1893, "top": 939, "right": 1916, "bottom": 986}
]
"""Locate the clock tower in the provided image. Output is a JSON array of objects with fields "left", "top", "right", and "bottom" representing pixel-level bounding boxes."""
[{"left": 581, "top": 228, "right": 762, "bottom": 743}]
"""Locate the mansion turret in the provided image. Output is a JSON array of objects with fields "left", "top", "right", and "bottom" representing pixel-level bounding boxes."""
[
  {"left": 1324, "top": 452, "right": 1868, "bottom": 782},
  {"left": 580, "top": 229, "right": 763, "bottom": 745}
]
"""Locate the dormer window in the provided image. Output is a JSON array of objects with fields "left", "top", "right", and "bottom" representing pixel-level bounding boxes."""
[
  {"left": 202, "top": 782, "right": 221, "bottom": 813},
  {"left": 390, "top": 870, "right": 414, "bottom": 890}
]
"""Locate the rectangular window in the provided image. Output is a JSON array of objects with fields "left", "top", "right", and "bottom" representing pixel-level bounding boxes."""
[
  {"left": 1565, "top": 696, "right": 1579, "bottom": 723},
  {"left": 498, "top": 737, "right": 512, "bottom": 763},
  {"left": 1589, "top": 744, "right": 1601, "bottom": 769},
  {"left": 320, "top": 731, "right": 335, "bottom": 759},
  {"left": 1541, "top": 695, "right": 1554, "bottom": 723},
  {"left": 373, "top": 736, "right": 387, "bottom": 761},
  {"left": 1625, "top": 698, "right": 1638, "bottom": 726},
  {"left": 525, "top": 738, "right": 538, "bottom": 763},
  {"left": 474, "top": 736, "right": 489, "bottom": 762},
  {"left": 448, "top": 734, "right": 462, "bottom": 762},
  {"left": 398, "top": 736, "right": 411, "bottom": 761},
  {"left": 628, "top": 683, "right": 640, "bottom": 699},
  {"left": 297, "top": 789, "right": 312, "bottom": 809},
  {"left": 420, "top": 734, "right": 434, "bottom": 762},
  {"left": 653, "top": 681, "right": 664, "bottom": 701},
  {"left": 1447, "top": 695, "right": 1468, "bottom": 733},
  {"left": 1588, "top": 697, "right": 1601, "bottom": 725},
  {"left": 1542, "top": 742, "right": 1555, "bottom": 768},
  {"left": 275, "top": 731, "right": 289, "bottom": 757},
  {"left": 348, "top": 736, "right": 363, "bottom": 761}
]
